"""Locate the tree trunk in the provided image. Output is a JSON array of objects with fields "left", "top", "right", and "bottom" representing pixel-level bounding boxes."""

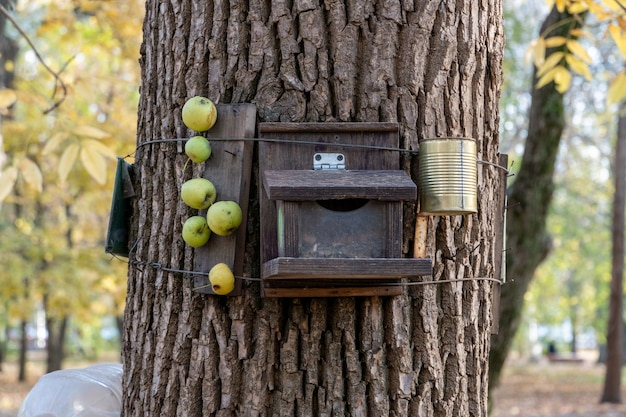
[
  {"left": 122, "top": 1, "right": 504, "bottom": 416},
  {"left": 488, "top": 6, "right": 579, "bottom": 390},
  {"left": 0, "top": 0, "right": 17, "bottom": 374},
  {"left": 600, "top": 100, "right": 626, "bottom": 404},
  {"left": 45, "top": 307, "right": 68, "bottom": 373},
  {"left": 18, "top": 318, "right": 26, "bottom": 382}
]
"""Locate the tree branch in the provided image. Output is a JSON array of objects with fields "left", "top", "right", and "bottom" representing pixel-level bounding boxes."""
[{"left": 0, "top": 4, "right": 67, "bottom": 114}]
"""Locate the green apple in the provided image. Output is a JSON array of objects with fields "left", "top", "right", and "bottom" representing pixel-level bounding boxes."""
[
  {"left": 209, "top": 262, "right": 235, "bottom": 295},
  {"left": 182, "top": 216, "right": 211, "bottom": 247},
  {"left": 185, "top": 136, "right": 212, "bottom": 163},
  {"left": 182, "top": 96, "right": 217, "bottom": 132},
  {"left": 181, "top": 178, "right": 217, "bottom": 209},
  {"left": 206, "top": 201, "right": 243, "bottom": 236}
]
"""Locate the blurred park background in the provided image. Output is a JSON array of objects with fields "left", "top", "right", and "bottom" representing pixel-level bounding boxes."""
[{"left": 2, "top": 0, "right": 626, "bottom": 416}]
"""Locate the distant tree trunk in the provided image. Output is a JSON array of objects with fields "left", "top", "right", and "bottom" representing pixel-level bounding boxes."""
[
  {"left": 600, "top": 100, "right": 626, "bottom": 404},
  {"left": 36, "top": 200, "right": 70, "bottom": 372},
  {"left": 44, "top": 303, "right": 68, "bottom": 373},
  {"left": 0, "top": 0, "right": 17, "bottom": 376},
  {"left": 18, "top": 319, "right": 26, "bottom": 381},
  {"left": 122, "top": 1, "right": 505, "bottom": 416},
  {"left": 489, "top": 6, "right": 580, "bottom": 390}
]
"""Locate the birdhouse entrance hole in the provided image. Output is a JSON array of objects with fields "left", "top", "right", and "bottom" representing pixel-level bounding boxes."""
[{"left": 316, "top": 198, "right": 368, "bottom": 212}]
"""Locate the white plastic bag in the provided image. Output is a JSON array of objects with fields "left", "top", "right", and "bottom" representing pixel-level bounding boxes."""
[{"left": 17, "top": 363, "right": 123, "bottom": 417}]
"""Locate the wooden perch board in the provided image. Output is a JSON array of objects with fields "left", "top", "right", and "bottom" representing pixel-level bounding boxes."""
[{"left": 192, "top": 104, "right": 256, "bottom": 295}]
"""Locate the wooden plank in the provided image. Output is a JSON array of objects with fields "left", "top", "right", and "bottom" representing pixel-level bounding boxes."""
[
  {"left": 491, "top": 153, "right": 509, "bottom": 334},
  {"left": 259, "top": 122, "right": 399, "bottom": 133},
  {"left": 386, "top": 202, "right": 403, "bottom": 258},
  {"left": 278, "top": 201, "right": 299, "bottom": 257},
  {"left": 262, "top": 258, "right": 432, "bottom": 280},
  {"left": 263, "top": 170, "right": 417, "bottom": 201},
  {"left": 263, "top": 286, "right": 403, "bottom": 298},
  {"left": 192, "top": 104, "right": 256, "bottom": 295}
]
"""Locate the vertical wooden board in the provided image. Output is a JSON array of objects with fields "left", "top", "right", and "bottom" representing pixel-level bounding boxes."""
[
  {"left": 491, "top": 153, "right": 509, "bottom": 334},
  {"left": 193, "top": 104, "right": 256, "bottom": 294},
  {"left": 386, "top": 202, "right": 403, "bottom": 258}
]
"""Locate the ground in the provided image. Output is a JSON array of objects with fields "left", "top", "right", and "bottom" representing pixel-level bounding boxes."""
[
  {"left": 1, "top": 353, "right": 626, "bottom": 416},
  {"left": 491, "top": 355, "right": 626, "bottom": 417}
]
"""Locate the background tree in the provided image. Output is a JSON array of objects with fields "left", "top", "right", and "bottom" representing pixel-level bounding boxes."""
[
  {"left": 0, "top": 0, "right": 143, "bottom": 378},
  {"left": 600, "top": 99, "right": 626, "bottom": 404},
  {"left": 0, "top": 0, "right": 17, "bottom": 373},
  {"left": 122, "top": 1, "right": 505, "bottom": 416},
  {"left": 491, "top": 0, "right": 626, "bottom": 390},
  {"left": 489, "top": 6, "right": 577, "bottom": 389}
]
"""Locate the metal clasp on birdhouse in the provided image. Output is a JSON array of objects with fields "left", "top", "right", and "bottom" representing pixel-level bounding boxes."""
[{"left": 313, "top": 153, "right": 345, "bottom": 170}]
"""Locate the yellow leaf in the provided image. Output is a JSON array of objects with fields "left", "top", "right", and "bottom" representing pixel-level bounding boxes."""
[
  {"left": 72, "top": 125, "right": 110, "bottom": 139},
  {"left": 0, "top": 89, "right": 17, "bottom": 109},
  {"left": 17, "top": 157, "right": 43, "bottom": 192},
  {"left": 596, "top": 11, "right": 616, "bottom": 21},
  {"left": 607, "top": 72, "right": 626, "bottom": 105},
  {"left": 565, "top": 54, "right": 592, "bottom": 80},
  {"left": 536, "top": 66, "right": 560, "bottom": 89},
  {"left": 544, "top": 36, "right": 568, "bottom": 48},
  {"left": 570, "top": 28, "right": 590, "bottom": 38},
  {"left": 0, "top": 166, "right": 17, "bottom": 202},
  {"left": 537, "top": 51, "right": 565, "bottom": 77},
  {"left": 82, "top": 139, "right": 117, "bottom": 160},
  {"left": 566, "top": 39, "right": 592, "bottom": 63},
  {"left": 568, "top": 2, "right": 588, "bottom": 13},
  {"left": 555, "top": 0, "right": 568, "bottom": 12},
  {"left": 80, "top": 145, "right": 107, "bottom": 185},
  {"left": 531, "top": 37, "right": 547, "bottom": 68},
  {"left": 41, "top": 131, "right": 69, "bottom": 155},
  {"left": 59, "top": 143, "right": 80, "bottom": 184},
  {"left": 586, "top": 2, "right": 605, "bottom": 14},
  {"left": 609, "top": 24, "right": 626, "bottom": 59},
  {"left": 554, "top": 66, "right": 572, "bottom": 93}
]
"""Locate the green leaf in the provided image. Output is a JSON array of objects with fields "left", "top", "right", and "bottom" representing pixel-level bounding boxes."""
[
  {"left": 80, "top": 145, "right": 107, "bottom": 185},
  {"left": 59, "top": 143, "right": 80, "bottom": 184},
  {"left": 0, "top": 166, "right": 18, "bottom": 202}
]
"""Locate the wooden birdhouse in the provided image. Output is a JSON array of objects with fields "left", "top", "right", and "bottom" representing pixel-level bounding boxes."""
[{"left": 259, "top": 122, "right": 432, "bottom": 297}]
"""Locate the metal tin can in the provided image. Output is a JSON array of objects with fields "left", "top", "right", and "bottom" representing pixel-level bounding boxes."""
[{"left": 418, "top": 137, "right": 477, "bottom": 215}]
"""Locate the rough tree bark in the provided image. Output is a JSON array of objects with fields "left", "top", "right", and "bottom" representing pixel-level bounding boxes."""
[{"left": 122, "top": 1, "right": 504, "bottom": 416}]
